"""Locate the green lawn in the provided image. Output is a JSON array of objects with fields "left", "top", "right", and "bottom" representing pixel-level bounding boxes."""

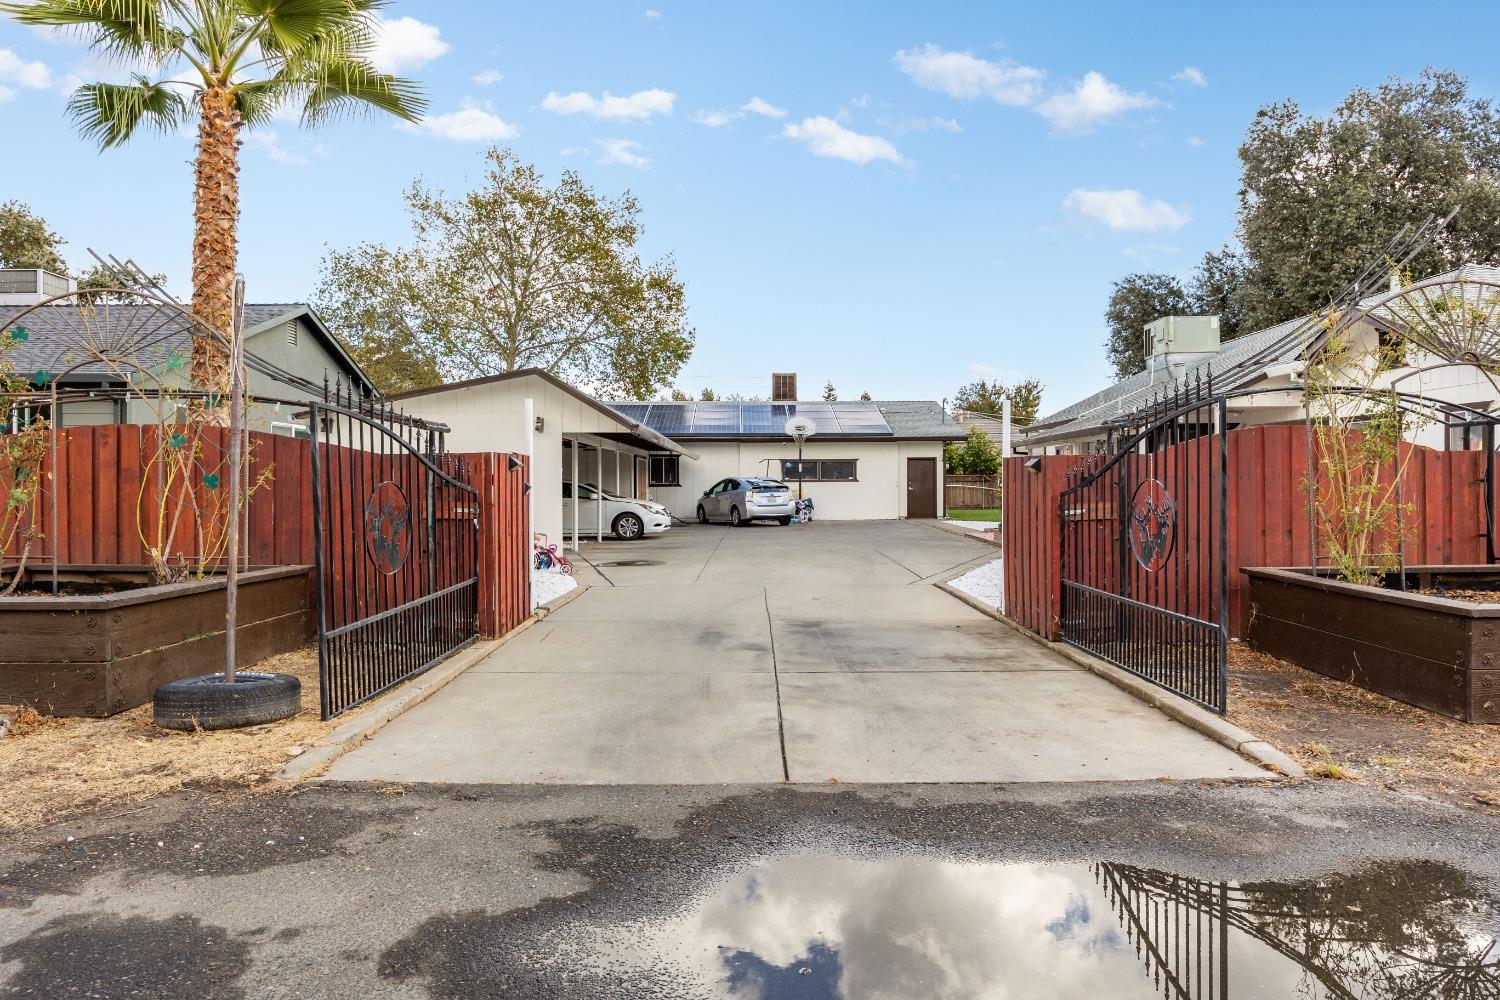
[{"left": 945, "top": 507, "right": 1001, "bottom": 521}]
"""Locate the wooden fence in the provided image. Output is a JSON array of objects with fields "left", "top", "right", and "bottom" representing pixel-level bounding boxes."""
[
  {"left": 1, "top": 425, "right": 531, "bottom": 637},
  {"left": 1004, "top": 424, "right": 1491, "bottom": 640},
  {"left": 945, "top": 474, "right": 1001, "bottom": 510}
]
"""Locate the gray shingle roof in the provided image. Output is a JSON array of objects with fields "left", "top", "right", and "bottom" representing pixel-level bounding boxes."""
[{"left": 0, "top": 302, "right": 368, "bottom": 391}]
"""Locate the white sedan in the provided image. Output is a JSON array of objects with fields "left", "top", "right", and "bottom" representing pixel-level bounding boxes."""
[{"left": 562, "top": 482, "right": 672, "bottom": 540}]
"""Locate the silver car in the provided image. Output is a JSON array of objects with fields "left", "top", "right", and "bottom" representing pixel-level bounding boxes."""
[{"left": 696, "top": 477, "right": 796, "bottom": 526}]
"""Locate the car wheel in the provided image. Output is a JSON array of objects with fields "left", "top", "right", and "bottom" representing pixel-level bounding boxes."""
[
  {"left": 777, "top": 516, "right": 792, "bottom": 526},
  {"left": 697, "top": 505, "right": 709, "bottom": 524},
  {"left": 614, "top": 512, "right": 644, "bottom": 540},
  {"left": 730, "top": 506, "right": 744, "bottom": 527}
]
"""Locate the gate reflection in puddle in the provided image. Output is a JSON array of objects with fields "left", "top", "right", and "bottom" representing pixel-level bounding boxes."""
[{"left": 572, "top": 856, "right": 1500, "bottom": 999}]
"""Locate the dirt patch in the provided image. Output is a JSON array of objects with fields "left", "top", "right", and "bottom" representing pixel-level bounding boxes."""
[
  {"left": 0, "top": 646, "right": 377, "bottom": 834},
  {"left": 1228, "top": 644, "right": 1500, "bottom": 813},
  {"left": 1411, "top": 586, "right": 1500, "bottom": 604}
]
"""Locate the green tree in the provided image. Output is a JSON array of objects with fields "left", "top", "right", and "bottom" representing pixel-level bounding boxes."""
[
  {"left": 670, "top": 388, "right": 690, "bottom": 401},
  {"left": 822, "top": 380, "right": 837, "bottom": 401},
  {"left": 1104, "top": 273, "right": 1191, "bottom": 379},
  {"left": 0, "top": 200, "right": 67, "bottom": 272},
  {"left": 944, "top": 427, "right": 1001, "bottom": 476},
  {"left": 5, "top": 0, "right": 427, "bottom": 389},
  {"left": 317, "top": 147, "right": 694, "bottom": 398},
  {"left": 1187, "top": 245, "right": 1255, "bottom": 340},
  {"left": 954, "top": 378, "right": 1044, "bottom": 425},
  {"left": 858, "top": 390, "right": 872, "bottom": 401},
  {"left": 1236, "top": 67, "right": 1500, "bottom": 331},
  {"left": 699, "top": 388, "right": 716, "bottom": 401}
]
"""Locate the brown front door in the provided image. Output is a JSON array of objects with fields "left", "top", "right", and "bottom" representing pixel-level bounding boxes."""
[{"left": 906, "top": 458, "right": 938, "bottom": 518}]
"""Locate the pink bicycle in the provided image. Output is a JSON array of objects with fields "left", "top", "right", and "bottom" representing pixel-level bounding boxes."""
[{"left": 533, "top": 534, "right": 574, "bottom": 575}]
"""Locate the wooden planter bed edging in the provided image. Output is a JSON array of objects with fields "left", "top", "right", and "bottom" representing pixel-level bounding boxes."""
[
  {"left": 0, "top": 565, "right": 314, "bottom": 718},
  {"left": 1244, "top": 566, "right": 1500, "bottom": 724}
]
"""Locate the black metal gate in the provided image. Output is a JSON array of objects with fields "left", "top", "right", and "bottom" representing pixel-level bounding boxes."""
[
  {"left": 309, "top": 388, "right": 480, "bottom": 719},
  {"left": 1059, "top": 376, "right": 1229, "bottom": 713}
]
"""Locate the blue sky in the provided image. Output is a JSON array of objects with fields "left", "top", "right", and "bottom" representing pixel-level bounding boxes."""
[{"left": 3, "top": 2, "right": 1498, "bottom": 410}]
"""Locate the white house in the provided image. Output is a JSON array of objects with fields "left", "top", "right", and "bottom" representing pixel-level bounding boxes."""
[
  {"left": 1019, "top": 264, "right": 1500, "bottom": 455},
  {"left": 391, "top": 368, "right": 965, "bottom": 548}
]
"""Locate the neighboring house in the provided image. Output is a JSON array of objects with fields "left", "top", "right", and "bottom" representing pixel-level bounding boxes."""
[
  {"left": 612, "top": 373, "right": 967, "bottom": 521},
  {"left": 0, "top": 268, "right": 373, "bottom": 435},
  {"left": 1019, "top": 264, "right": 1500, "bottom": 455},
  {"left": 952, "top": 408, "right": 1008, "bottom": 442}
]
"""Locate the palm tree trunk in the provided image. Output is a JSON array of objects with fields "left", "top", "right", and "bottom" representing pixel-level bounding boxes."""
[{"left": 190, "top": 86, "right": 241, "bottom": 392}]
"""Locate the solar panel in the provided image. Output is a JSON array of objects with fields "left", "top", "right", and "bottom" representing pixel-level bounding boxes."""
[
  {"left": 689, "top": 402, "right": 740, "bottom": 433},
  {"left": 829, "top": 403, "right": 893, "bottom": 435},
  {"left": 739, "top": 403, "right": 794, "bottom": 433},
  {"left": 612, "top": 403, "right": 652, "bottom": 422},
  {"left": 643, "top": 404, "right": 690, "bottom": 435}
]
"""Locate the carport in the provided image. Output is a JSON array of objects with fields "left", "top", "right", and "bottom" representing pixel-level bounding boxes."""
[{"left": 390, "top": 368, "right": 691, "bottom": 554}]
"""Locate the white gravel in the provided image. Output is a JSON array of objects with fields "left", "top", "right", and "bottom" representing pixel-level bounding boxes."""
[
  {"left": 532, "top": 568, "right": 578, "bottom": 609},
  {"left": 945, "top": 519, "right": 1000, "bottom": 531},
  {"left": 948, "top": 558, "right": 1004, "bottom": 611}
]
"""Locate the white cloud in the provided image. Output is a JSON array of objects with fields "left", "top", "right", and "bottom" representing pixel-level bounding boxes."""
[
  {"left": 0, "top": 85, "right": 14, "bottom": 103},
  {"left": 643, "top": 8, "right": 663, "bottom": 18},
  {"left": 782, "top": 116, "right": 902, "bottom": 166},
  {"left": 1173, "top": 66, "right": 1208, "bottom": 88},
  {"left": 1185, "top": 135, "right": 1205, "bottom": 148},
  {"left": 1063, "top": 188, "right": 1190, "bottom": 232},
  {"left": 741, "top": 96, "right": 786, "bottom": 119},
  {"left": 412, "top": 99, "right": 520, "bottom": 141},
  {"left": 893, "top": 43, "right": 1043, "bottom": 106},
  {"left": 541, "top": 88, "right": 675, "bottom": 121},
  {"left": 370, "top": 15, "right": 450, "bottom": 73},
  {"left": 1122, "top": 243, "right": 1182, "bottom": 262},
  {"left": 471, "top": 69, "right": 504, "bottom": 86},
  {"left": 691, "top": 109, "right": 736, "bottom": 127},
  {"left": 1036, "top": 71, "right": 1159, "bottom": 133},
  {"left": 245, "top": 130, "right": 310, "bottom": 166},
  {"left": 0, "top": 48, "right": 53, "bottom": 90},
  {"left": 595, "top": 138, "right": 651, "bottom": 168}
]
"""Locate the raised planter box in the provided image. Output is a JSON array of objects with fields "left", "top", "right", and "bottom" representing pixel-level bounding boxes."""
[
  {"left": 0, "top": 565, "right": 314, "bottom": 717},
  {"left": 1245, "top": 566, "right": 1500, "bottom": 724}
]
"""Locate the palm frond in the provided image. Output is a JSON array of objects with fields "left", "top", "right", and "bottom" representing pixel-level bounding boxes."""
[
  {"left": 0, "top": 0, "right": 177, "bottom": 61},
  {"left": 67, "top": 75, "right": 190, "bottom": 148},
  {"left": 232, "top": 77, "right": 298, "bottom": 126},
  {"left": 234, "top": 0, "right": 374, "bottom": 56},
  {"left": 299, "top": 57, "right": 425, "bottom": 126}
]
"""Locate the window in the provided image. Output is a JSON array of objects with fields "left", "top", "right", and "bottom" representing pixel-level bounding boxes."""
[
  {"left": 650, "top": 454, "right": 680, "bottom": 486},
  {"left": 780, "top": 459, "right": 858, "bottom": 481}
]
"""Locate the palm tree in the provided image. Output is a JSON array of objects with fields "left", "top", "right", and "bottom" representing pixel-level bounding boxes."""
[{"left": 1, "top": 0, "right": 426, "bottom": 389}]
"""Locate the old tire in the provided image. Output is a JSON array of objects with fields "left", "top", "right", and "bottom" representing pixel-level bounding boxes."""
[{"left": 153, "top": 672, "right": 301, "bottom": 731}]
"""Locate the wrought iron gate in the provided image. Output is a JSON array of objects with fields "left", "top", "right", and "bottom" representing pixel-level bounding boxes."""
[
  {"left": 309, "top": 389, "right": 480, "bottom": 719},
  {"left": 1059, "top": 376, "right": 1229, "bottom": 713}
]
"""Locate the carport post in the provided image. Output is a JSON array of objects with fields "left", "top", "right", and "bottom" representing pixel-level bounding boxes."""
[
  {"left": 615, "top": 451, "right": 622, "bottom": 498},
  {"left": 525, "top": 397, "right": 535, "bottom": 599},
  {"left": 570, "top": 437, "right": 580, "bottom": 552},
  {"left": 596, "top": 445, "right": 604, "bottom": 543}
]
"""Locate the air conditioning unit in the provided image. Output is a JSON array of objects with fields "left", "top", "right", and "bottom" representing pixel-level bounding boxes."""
[
  {"left": 1145, "top": 315, "right": 1220, "bottom": 382},
  {"left": 0, "top": 268, "right": 75, "bottom": 306}
]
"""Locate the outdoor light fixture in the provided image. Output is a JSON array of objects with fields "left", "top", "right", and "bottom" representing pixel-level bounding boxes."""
[
  {"left": 523, "top": 482, "right": 532, "bottom": 494},
  {"left": 1024, "top": 457, "right": 1043, "bottom": 474},
  {"left": 507, "top": 454, "right": 522, "bottom": 472},
  {"left": 534, "top": 416, "right": 545, "bottom": 432}
]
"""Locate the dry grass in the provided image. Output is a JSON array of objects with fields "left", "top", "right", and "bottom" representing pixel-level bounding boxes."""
[
  {"left": 0, "top": 646, "right": 374, "bottom": 834},
  {"left": 1228, "top": 644, "right": 1500, "bottom": 813}
]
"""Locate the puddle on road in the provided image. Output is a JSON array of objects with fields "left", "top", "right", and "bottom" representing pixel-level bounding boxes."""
[{"left": 563, "top": 855, "right": 1500, "bottom": 998}]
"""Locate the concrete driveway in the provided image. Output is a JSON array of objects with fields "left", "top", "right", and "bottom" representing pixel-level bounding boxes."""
[{"left": 325, "top": 521, "right": 1262, "bottom": 784}]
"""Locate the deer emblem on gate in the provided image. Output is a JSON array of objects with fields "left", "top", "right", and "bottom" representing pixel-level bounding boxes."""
[{"left": 1128, "top": 479, "right": 1176, "bottom": 572}]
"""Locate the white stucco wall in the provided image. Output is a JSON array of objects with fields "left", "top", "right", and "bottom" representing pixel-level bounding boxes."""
[
  {"left": 393, "top": 374, "right": 647, "bottom": 549},
  {"left": 649, "top": 439, "right": 947, "bottom": 521}
]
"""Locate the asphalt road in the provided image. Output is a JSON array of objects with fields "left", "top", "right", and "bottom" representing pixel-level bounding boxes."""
[{"left": 2, "top": 780, "right": 1498, "bottom": 998}]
